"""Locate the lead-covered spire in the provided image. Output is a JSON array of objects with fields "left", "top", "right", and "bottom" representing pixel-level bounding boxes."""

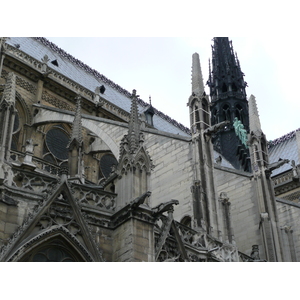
[
  {"left": 207, "top": 37, "right": 247, "bottom": 102},
  {"left": 208, "top": 37, "right": 251, "bottom": 172}
]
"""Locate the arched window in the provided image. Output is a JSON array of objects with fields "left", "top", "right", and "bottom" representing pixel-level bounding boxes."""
[
  {"left": 18, "top": 237, "right": 88, "bottom": 262},
  {"left": 195, "top": 105, "right": 200, "bottom": 130},
  {"left": 222, "top": 104, "right": 231, "bottom": 122},
  {"left": 212, "top": 109, "right": 219, "bottom": 125},
  {"left": 232, "top": 82, "right": 238, "bottom": 92},
  {"left": 180, "top": 216, "right": 192, "bottom": 227},
  {"left": 235, "top": 104, "right": 243, "bottom": 123},
  {"left": 202, "top": 98, "right": 209, "bottom": 128},
  {"left": 43, "top": 124, "right": 70, "bottom": 165}
]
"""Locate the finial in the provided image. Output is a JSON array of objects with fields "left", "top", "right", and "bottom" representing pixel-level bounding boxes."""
[
  {"left": 149, "top": 95, "right": 152, "bottom": 106},
  {"left": 248, "top": 94, "right": 262, "bottom": 136},
  {"left": 191, "top": 53, "right": 205, "bottom": 96},
  {"left": 128, "top": 89, "right": 141, "bottom": 153}
]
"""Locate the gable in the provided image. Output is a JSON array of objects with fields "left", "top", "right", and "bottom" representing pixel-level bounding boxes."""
[{"left": 0, "top": 179, "right": 104, "bottom": 262}]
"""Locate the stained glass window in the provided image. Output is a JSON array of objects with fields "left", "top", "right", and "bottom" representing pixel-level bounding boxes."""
[{"left": 45, "top": 128, "right": 69, "bottom": 160}]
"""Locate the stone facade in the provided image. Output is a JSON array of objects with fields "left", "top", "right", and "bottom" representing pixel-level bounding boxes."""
[{"left": 0, "top": 37, "right": 299, "bottom": 261}]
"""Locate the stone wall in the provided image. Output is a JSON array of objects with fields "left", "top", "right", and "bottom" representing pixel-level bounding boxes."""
[
  {"left": 214, "top": 165, "right": 264, "bottom": 258},
  {"left": 144, "top": 132, "right": 193, "bottom": 222},
  {"left": 276, "top": 199, "right": 300, "bottom": 261}
]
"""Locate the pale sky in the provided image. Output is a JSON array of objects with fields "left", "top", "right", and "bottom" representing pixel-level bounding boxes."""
[{"left": 46, "top": 37, "right": 299, "bottom": 141}]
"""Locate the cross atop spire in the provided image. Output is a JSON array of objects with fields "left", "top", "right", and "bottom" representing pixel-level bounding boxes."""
[{"left": 191, "top": 53, "right": 205, "bottom": 96}]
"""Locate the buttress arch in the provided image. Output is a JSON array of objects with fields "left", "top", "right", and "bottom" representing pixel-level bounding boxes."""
[{"left": 32, "top": 108, "right": 126, "bottom": 158}]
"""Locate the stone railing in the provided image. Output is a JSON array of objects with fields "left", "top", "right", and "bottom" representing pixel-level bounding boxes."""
[
  {"left": 272, "top": 170, "right": 293, "bottom": 186},
  {"left": 71, "top": 183, "right": 117, "bottom": 211},
  {"left": 10, "top": 150, "right": 62, "bottom": 176}
]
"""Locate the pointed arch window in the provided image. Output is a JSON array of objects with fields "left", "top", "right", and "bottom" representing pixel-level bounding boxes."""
[
  {"left": 222, "top": 83, "right": 228, "bottom": 92},
  {"left": 222, "top": 104, "right": 231, "bottom": 122},
  {"left": 212, "top": 109, "right": 219, "bottom": 125},
  {"left": 235, "top": 104, "right": 244, "bottom": 123},
  {"left": 11, "top": 110, "right": 20, "bottom": 151},
  {"left": 18, "top": 237, "right": 87, "bottom": 262},
  {"left": 232, "top": 82, "right": 238, "bottom": 92},
  {"left": 202, "top": 98, "right": 209, "bottom": 129}
]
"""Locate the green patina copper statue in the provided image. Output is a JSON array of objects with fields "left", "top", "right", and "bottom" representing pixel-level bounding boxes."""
[{"left": 233, "top": 117, "right": 248, "bottom": 148}]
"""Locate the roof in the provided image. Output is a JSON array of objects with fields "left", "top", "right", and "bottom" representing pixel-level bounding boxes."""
[
  {"left": 6, "top": 37, "right": 191, "bottom": 137},
  {"left": 268, "top": 129, "right": 299, "bottom": 176}
]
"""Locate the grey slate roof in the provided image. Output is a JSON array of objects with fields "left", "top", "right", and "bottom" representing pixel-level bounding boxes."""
[
  {"left": 268, "top": 130, "right": 299, "bottom": 176},
  {"left": 6, "top": 37, "right": 191, "bottom": 137}
]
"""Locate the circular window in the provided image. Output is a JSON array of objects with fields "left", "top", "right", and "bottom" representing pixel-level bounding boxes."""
[
  {"left": 100, "top": 154, "right": 118, "bottom": 178},
  {"left": 45, "top": 128, "right": 69, "bottom": 160}
]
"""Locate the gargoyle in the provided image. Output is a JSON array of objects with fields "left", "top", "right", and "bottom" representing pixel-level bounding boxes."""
[
  {"left": 129, "top": 191, "right": 151, "bottom": 209},
  {"left": 204, "top": 120, "right": 230, "bottom": 141},
  {"left": 152, "top": 199, "right": 179, "bottom": 216},
  {"left": 267, "top": 158, "right": 290, "bottom": 173}
]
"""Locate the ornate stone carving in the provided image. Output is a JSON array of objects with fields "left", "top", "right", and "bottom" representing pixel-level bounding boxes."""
[
  {"left": 72, "top": 184, "right": 117, "bottom": 211},
  {"left": 41, "top": 90, "right": 74, "bottom": 111},
  {"left": 0, "top": 179, "right": 104, "bottom": 262}
]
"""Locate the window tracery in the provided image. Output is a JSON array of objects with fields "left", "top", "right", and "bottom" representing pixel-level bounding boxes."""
[{"left": 43, "top": 124, "right": 70, "bottom": 165}]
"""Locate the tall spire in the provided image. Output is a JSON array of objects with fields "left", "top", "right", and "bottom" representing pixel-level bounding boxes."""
[
  {"left": 128, "top": 89, "right": 141, "bottom": 153},
  {"left": 208, "top": 37, "right": 251, "bottom": 172},
  {"left": 248, "top": 94, "right": 262, "bottom": 136},
  {"left": 191, "top": 53, "right": 205, "bottom": 96},
  {"left": 207, "top": 37, "right": 247, "bottom": 102}
]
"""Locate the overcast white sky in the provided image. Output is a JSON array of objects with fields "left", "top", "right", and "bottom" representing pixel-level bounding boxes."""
[{"left": 45, "top": 37, "right": 299, "bottom": 141}]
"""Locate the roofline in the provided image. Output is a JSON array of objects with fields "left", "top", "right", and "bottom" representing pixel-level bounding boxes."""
[
  {"left": 33, "top": 37, "right": 191, "bottom": 136},
  {"left": 268, "top": 128, "right": 300, "bottom": 148}
]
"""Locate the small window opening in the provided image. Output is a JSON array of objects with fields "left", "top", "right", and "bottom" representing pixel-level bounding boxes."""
[
  {"left": 51, "top": 59, "right": 59, "bottom": 67},
  {"left": 222, "top": 83, "right": 227, "bottom": 92},
  {"left": 100, "top": 85, "right": 106, "bottom": 94},
  {"left": 222, "top": 104, "right": 231, "bottom": 122}
]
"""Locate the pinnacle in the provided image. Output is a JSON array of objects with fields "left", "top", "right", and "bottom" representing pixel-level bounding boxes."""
[
  {"left": 128, "top": 89, "right": 141, "bottom": 153},
  {"left": 248, "top": 94, "right": 262, "bottom": 136},
  {"left": 191, "top": 53, "right": 205, "bottom": 96},
  {"left": 69, "top": 95, "right": 83, "bottom": 146}
]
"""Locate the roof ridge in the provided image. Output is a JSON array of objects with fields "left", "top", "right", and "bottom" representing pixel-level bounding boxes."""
[
  {"left": 33, "top": 37, "right": 191, "bottom": 135},
  {"left": 268, "top": 128, "right": 300, "bottom": 148}
]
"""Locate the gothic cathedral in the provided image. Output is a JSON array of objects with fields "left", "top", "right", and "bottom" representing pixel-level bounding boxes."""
[{"left": 0, "top": 37, "right": 299, "bottom": 262}]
